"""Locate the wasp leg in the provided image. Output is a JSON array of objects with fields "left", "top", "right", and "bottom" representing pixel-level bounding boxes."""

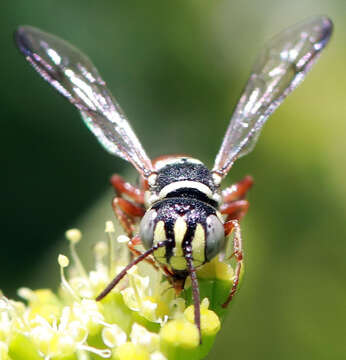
[
  {"left": 222, "top": 175, "right": 253, "bottom": 202},
  {"left": 220, "top": 199, "right": 249, "bottom": 221},
  {"left": 127, "top": 235, "right": 159, "bottom": 270},
  {"left": 110, "top": 174, "right": 146, "bottom": 236},
  {"left": 161, "top": 265, "right": 174, "bottom": 277},
  {"left": 112, "top": 197, "right": 145, "bottom": 237},
  {"left": 110, "top": 174, "right": 145, "bottom": 204},
  {"left": 222, "top": 219, "right": 243, "bottom": 308}
]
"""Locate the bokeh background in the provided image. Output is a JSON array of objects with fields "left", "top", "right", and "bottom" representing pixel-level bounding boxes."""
[{"left": 1, "top": 1, "right": 346, "bottom": 359}]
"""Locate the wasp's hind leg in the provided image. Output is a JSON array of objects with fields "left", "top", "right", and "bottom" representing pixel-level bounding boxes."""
[
  {"left": 222, "top": 219, "right": 243, "bottom": 308},
  {"left": 110, "top": 174, "right": 145, "bottom": 237}
]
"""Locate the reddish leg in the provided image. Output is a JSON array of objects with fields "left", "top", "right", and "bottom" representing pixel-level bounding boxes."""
[
  {"left": 110, "top": 174, "right": 146, "bottom": 236},
  {"left": 110, "top": 174, "right": 145, "bottom": 204},
  {"left": 222, "top": 175, "right": 253, "bottom": 202},
  {"left": 220, "top": 199, "right": 249, "bottom": 221},
  {"left": 220, "top": 175, "right": 253, "bottom": 221},
  {"left": 222, "top": 219, "right": 243, "bottom": 308},
  {"left": 112, "top": 197, "right": 145, "bottom": 237},
  {"left": 127, "top": 235, "right": 159, "bottom": 269}
]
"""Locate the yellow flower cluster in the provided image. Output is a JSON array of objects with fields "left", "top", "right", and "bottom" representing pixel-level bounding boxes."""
[{"left": 0, "top": 221, "right": 238, "bottom": 360}]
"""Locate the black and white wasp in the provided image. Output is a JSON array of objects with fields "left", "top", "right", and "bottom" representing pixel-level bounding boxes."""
[{"left": 15, "top": 16, "right": 333, "bottom": 340}]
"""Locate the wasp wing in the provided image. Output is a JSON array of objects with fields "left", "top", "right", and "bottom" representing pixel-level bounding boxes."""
[
  {"left": 15, "top": 26, "right": 153, "bottom": 177},
  {"left": 213, "top": 16, "right": 333, "bottom": 178}
]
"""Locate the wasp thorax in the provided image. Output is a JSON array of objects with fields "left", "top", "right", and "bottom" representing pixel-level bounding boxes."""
[{"left": 139, "top": 198, "right": 225, "bottom": 272}]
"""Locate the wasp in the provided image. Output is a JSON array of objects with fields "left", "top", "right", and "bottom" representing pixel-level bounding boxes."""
[{"left": 15, "top": 16, "right": 332, "bottom": 340}]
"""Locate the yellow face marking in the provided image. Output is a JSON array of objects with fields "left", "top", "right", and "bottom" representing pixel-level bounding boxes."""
[
  {"left": 173, "top": 216, "right": 187, "bottom": 257},
  {"left": 169, "top": 216, "right": 188, "bottom": 270},
  {"left": 153, "top": 221, "right": 167, "bottom": 264},
  {"left": 192, "top": 223, "right": 205, "bottom": 267},
  {"left": 170, "top": 256, "right": 187, "bottom": 270}
]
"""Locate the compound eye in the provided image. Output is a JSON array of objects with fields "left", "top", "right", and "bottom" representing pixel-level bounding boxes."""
[
  {"left": 205, "top": 215, "right": 225, "bottom": 261},
  {"left": 139, "top": 209, "right": 157, "bottom": 250}
]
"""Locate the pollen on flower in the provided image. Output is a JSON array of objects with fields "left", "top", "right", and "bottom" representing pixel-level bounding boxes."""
[
  {"left": 105, "top": 220, "right": 115, "bottom": 233},
  {"left": 95, "top": 241, "right": 108, "bottom": 259},
  {"left": 17, "top": 287, "right": 35, "bottom": 301},
  {"left": 65, "top": 228, "right": 82, "bottom": 244},
  {"left": 58, "top": 254, "right": 69, "bottom": 268}
]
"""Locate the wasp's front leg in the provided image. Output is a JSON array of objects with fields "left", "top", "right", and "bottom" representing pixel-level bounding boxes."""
[
  {"left": 220, "top": 200, "right": 249, "bottom": 221},
  {"left": 222, "top": 219, "right": 243, "bottom": 308},
  {"left": 220, "top": 175, "right": 253, "bottom": 221},
  {"left": 127, "top": 235, "right": 159, "bottom": 269},
  {"left": 222, "top": 175, "right": 253, "bottom": 202},
  {"left": 128, "top": 236, "right": 178, "bottom": 285}
]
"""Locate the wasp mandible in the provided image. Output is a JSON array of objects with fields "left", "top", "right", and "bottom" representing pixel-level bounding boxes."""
[{"left": 15, "top": 16, "right": 333, "bottom": 340}]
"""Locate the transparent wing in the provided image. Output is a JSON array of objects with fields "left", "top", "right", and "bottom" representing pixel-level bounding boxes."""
[
  {"left": 15, "top": 26, "right": 153, "bottom": 177},
  {"left": 213, "top": 16, "right": 333, "bottom": 178}
]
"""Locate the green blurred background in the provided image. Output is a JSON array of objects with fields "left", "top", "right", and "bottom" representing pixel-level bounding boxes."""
[{"left": 1, "top": 0, "right": 346, "bottom": 359}]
